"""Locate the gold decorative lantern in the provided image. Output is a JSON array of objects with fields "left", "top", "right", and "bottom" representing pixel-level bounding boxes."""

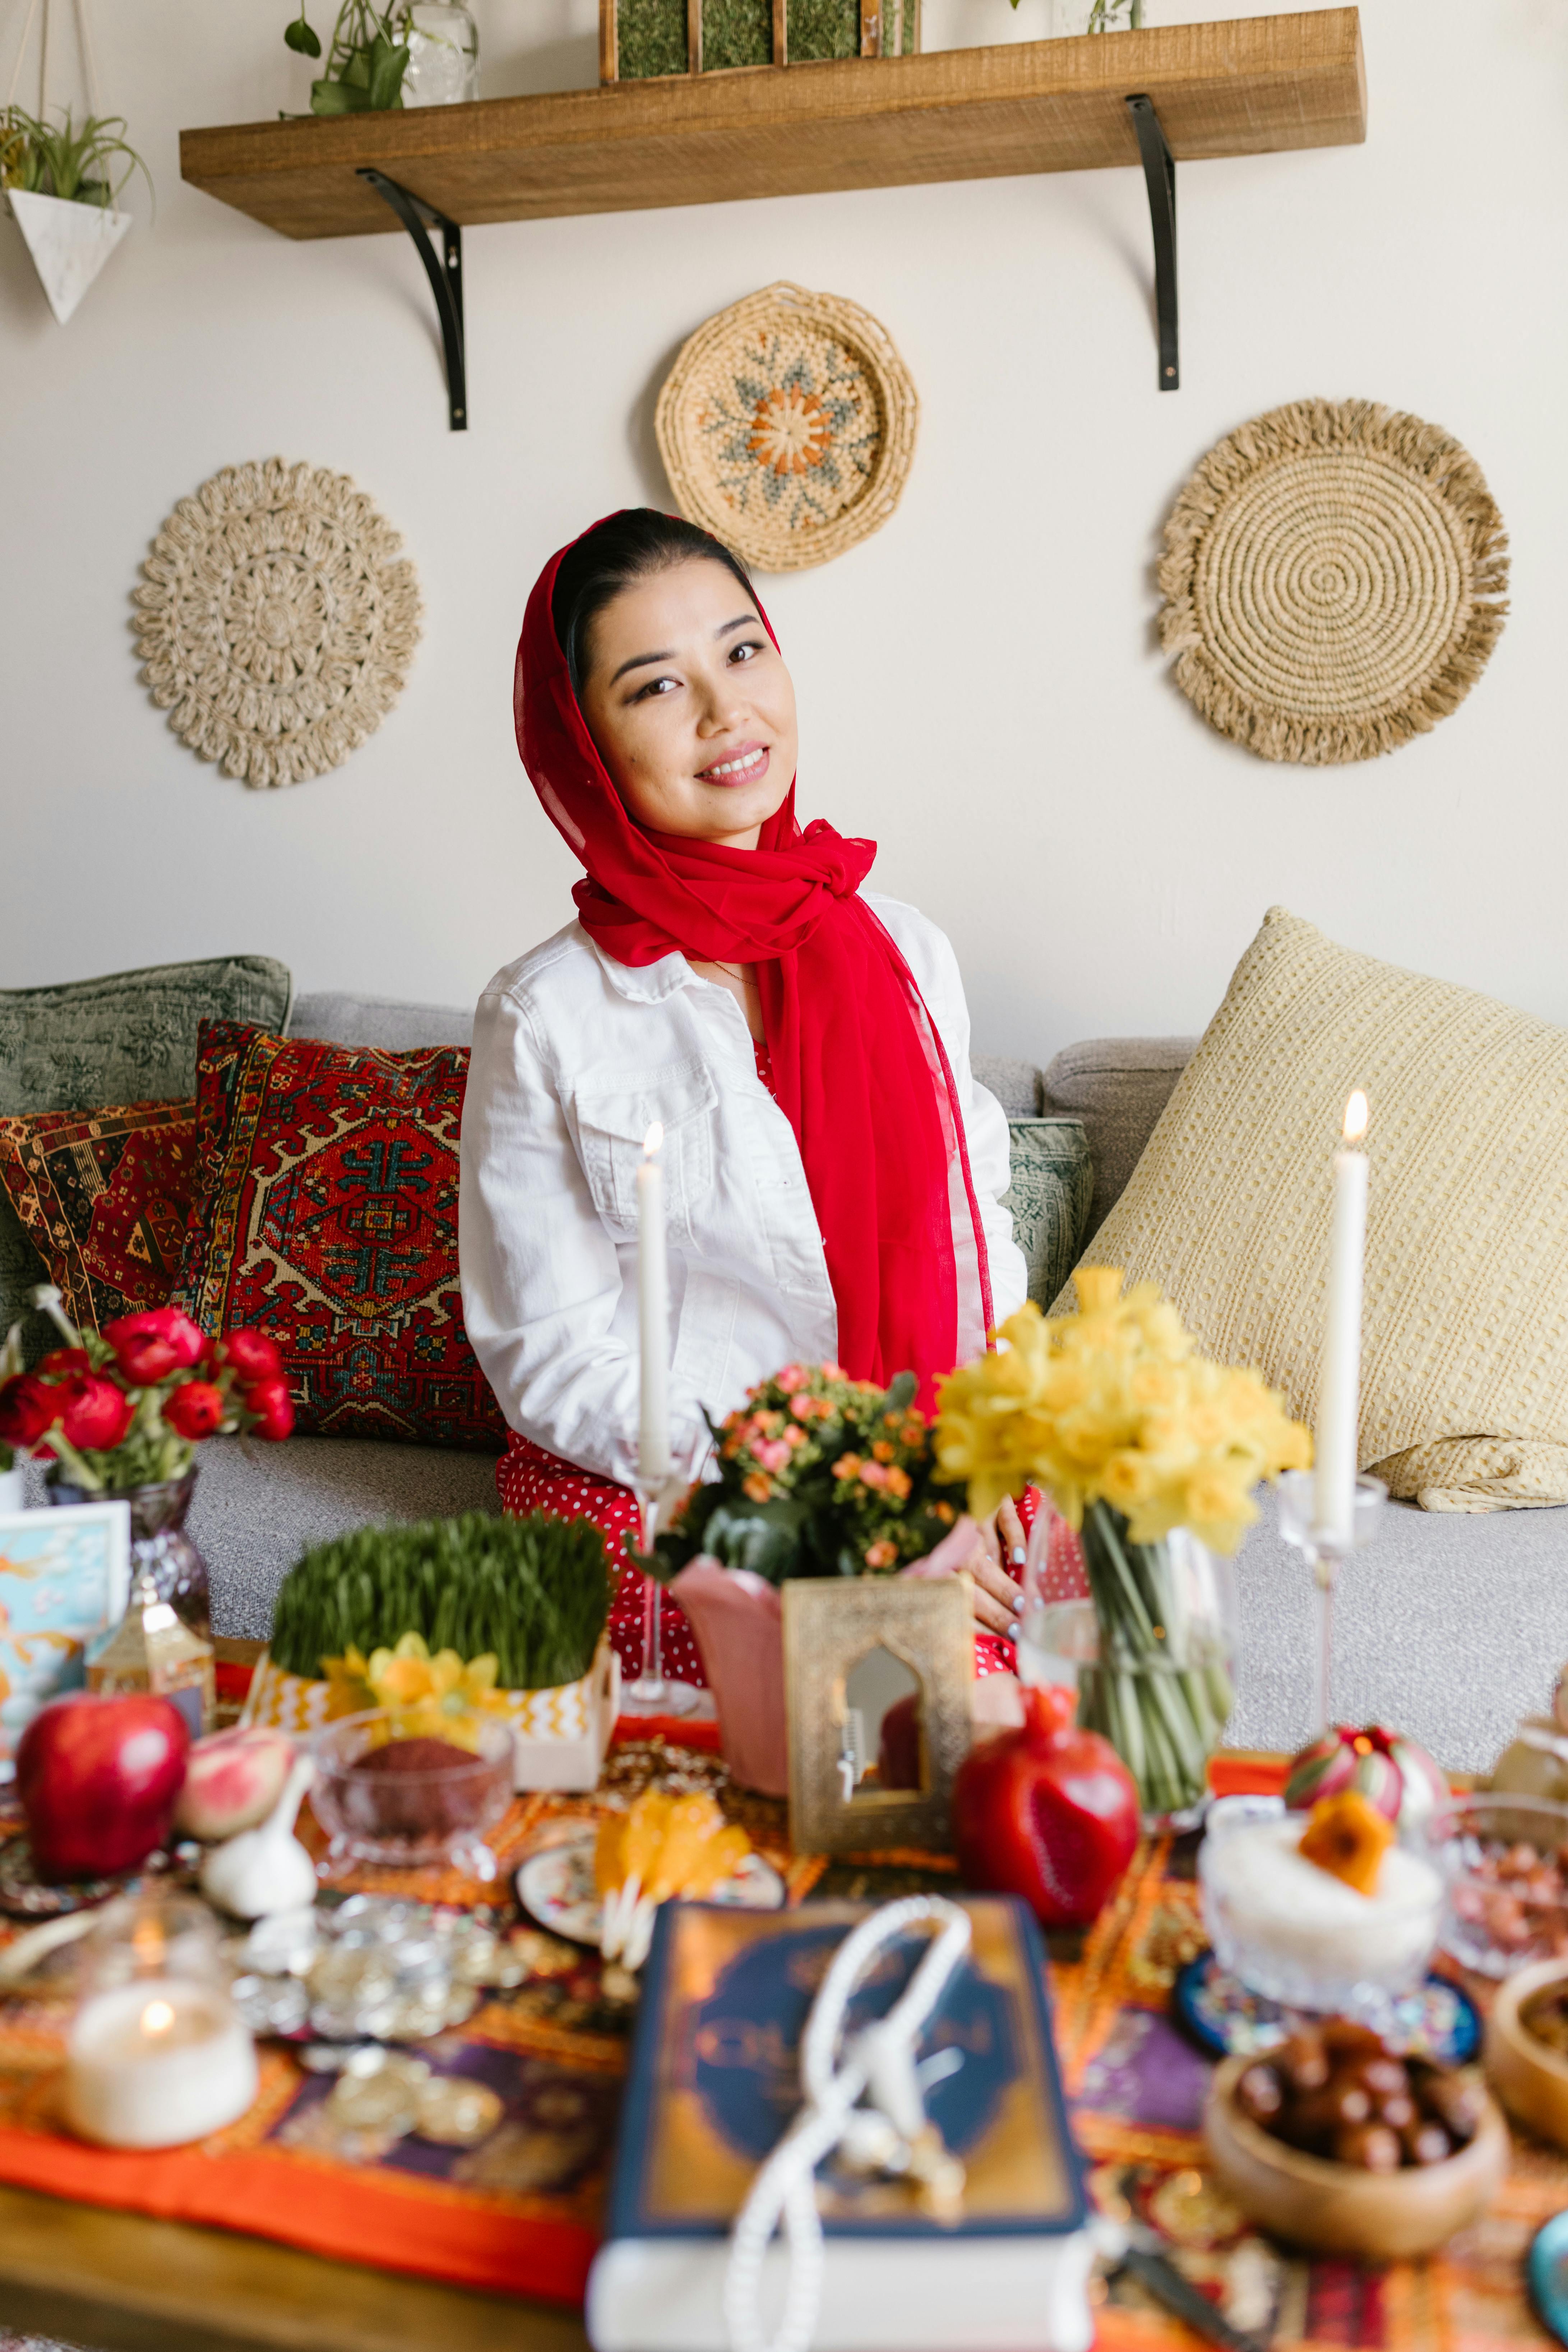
[{"left": 88, "top": 1575, "right": 215, "bottom": 1739}]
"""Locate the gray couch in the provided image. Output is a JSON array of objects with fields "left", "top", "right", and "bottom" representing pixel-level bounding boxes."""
[{"left": 26, "top": 1003, "right": 1559, "bottom": 1775}]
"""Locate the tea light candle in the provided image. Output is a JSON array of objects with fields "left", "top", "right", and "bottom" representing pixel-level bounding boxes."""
[{"left": 63, "top": 1977, "right": 258, "bottom": 2149}]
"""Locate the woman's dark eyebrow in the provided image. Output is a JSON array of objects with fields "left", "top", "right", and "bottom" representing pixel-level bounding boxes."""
[
  {"left": 609, "top": 613, "right": 760, "bottom": 687},
  {"left": 609, "top": 647, "right": 674, "bottom": 685}
]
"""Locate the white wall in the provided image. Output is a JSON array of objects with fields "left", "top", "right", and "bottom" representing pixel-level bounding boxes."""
[{"left": 3, "top": 0, "right": 1564, "bottom": 1064}]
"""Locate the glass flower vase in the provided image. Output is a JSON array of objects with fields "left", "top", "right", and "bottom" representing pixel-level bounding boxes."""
[
  {"left": 1073, "top": 1501, "right": 1237, "bottom": 1832},
  {"left": 396, "top": 2, "right": 479, "bottom": 104},
  {"left": 48, "top": 1468, "right": 211, "bottom": 1640}
]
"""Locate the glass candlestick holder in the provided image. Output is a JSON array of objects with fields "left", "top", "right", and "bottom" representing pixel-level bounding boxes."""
[
  {"left": 623, "top": 1487, "right": 669, "bottom": 1714},
  {"left": 621, "top": 1485, "right": 705, "bottom": 1720},
  {"left": 1275, "top": 1471, "right": 1387, "bottom": 1735}
]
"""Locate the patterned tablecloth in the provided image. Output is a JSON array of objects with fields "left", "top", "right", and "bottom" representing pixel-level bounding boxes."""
[{"left": 0, "top": 1735, "right": 1559, "bottom": 2348}]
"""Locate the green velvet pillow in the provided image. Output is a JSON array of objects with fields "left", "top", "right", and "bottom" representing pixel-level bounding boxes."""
[
  {"left": 1003, "top": 1117, "right": 1093, "bottom": 1313},
  {"left": 0, "top": 956, "right": 293, "bottom": 1355}
]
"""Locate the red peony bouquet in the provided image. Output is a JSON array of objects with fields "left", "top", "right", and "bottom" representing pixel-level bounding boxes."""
[{"left": 0, "top": 1290, "right": 293, "bottom": 1493}]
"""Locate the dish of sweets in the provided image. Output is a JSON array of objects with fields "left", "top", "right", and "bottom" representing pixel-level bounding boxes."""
[
  {"left": 1205, "top": 2019, "right": 1509, "bottom": 2260},
  {"left": 1201, "top": 1787, "right": 1444, "bottom": 2016},
  {"left": 516, "top": 1796, "right": 785, "bottom": 1960}
]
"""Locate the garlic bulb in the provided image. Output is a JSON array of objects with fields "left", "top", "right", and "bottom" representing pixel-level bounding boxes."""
[{"left": 200, "top": 1754, "right": 318, "bottom": 1920}]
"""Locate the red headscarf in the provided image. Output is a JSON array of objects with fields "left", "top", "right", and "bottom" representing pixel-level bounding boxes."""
[{"left": 514, "top": 521, "right": 992, "bottom": 1403}]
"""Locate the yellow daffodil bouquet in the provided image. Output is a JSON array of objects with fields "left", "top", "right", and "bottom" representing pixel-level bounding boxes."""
[{"left": 936, "top": 1271, "right": 1312, "bottom": 1820}]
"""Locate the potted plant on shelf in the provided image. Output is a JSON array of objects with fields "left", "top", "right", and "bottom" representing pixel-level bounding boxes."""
[
  {"left": 286, "top": 0, "right": 410, "bottom": 113},
  {"left": 644, "top": 1363, "right": 973, "bottom": 1793},
  {"left": 0, "top": 1290, "right": 294, "bottom": 1637},
  {"left": 1, "top": 107, "right": 150, "bottom": 323},
  {"left": 934, "top": 1271, "right": 1312, "bottom": 1827}
]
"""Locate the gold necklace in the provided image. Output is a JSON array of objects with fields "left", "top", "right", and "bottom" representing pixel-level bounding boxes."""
[{"left": 706, "top": 958, "right": 751, "bottom": 986}]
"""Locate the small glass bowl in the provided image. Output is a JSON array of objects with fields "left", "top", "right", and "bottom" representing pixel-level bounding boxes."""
[
  {"left": 1200, "top": 1794, "right": 1444, "bottom": 2023},
  {"left": 309, "top": 1710, "right": 514, "bottom": 1881},
  {"left": 1438, "top": 1793, "right": 1568, "bottom": 1978}
]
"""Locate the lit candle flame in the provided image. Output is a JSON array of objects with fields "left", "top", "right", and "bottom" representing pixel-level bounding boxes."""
[
  {"left": 643, "top": 1122, "right": 664, "bottom": 1158},
  {"left": 140, "top": 1999, "right": 176, "bottom": 2039},
  {"left": 1342, "top": 1090, "right": 1369, "bottom": 1145}
]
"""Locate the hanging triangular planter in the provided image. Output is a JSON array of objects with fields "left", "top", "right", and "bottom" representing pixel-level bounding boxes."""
[{"left": 6, "top": 187, "right": 130, "bottom": 323}]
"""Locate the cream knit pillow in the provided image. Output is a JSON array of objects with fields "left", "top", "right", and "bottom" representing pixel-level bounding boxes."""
[{"left": 1069, "top": 908, "right": 1568, "bottom": 1513}]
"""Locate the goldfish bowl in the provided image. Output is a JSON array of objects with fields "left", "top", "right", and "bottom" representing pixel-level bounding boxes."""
[{"left": 308, "top": 1710, "right": 514, "bottom": 1880}]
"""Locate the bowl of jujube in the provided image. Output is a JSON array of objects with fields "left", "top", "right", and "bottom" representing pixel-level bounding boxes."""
[{"left": 1204, "top": 2020, "right": 1508, "bottom": 2259}]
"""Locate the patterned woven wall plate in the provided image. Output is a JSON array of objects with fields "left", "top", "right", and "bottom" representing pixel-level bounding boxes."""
[
  {"left": 132, "top": 458, "right": 422, "bottom": 790},
  {"left": 1158, "top": 400, "right": 1509, "bottom": 765},
  {"left": 655, "top": 282, "right": 918, "bottom": 573}
]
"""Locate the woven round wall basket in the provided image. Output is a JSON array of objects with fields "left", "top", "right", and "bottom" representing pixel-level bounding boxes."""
[
  {"left": 1158, "top": 400, "right": 1509, "bottom": 765},
  {"left": 655, "top": 282, "right": 919, "bottom": 574},
  {"left": 132, "top": 458, "right": 422, "bottom": 790}
]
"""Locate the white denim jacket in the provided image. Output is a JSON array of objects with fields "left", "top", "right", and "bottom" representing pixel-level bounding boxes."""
[{"left": 458, "top": 893, "right": 1026, "bottom": 1489}]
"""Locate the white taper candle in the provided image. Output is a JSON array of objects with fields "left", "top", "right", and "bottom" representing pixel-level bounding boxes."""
[
  {"left": 1314, "top": 1090, "right": 1369, "bottom": 1549},
  {"left": 637, "top": 1123, "right": 672, "bottom": 1487}
]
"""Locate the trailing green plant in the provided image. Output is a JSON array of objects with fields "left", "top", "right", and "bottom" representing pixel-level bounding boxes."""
[
  {"left": 286, "top": 0, "right": 410, "bottom": 114},
  {"left": 0, "top": 106, "right": 152, "bottom": 207},
  {"left": 269, "top": 1512, "right": 610, "bottom": 1690}
]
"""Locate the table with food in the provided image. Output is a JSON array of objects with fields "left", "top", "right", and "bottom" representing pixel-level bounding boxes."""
[{"left": 6, "top": 1268, "right": 1568, "bottom": 2352}]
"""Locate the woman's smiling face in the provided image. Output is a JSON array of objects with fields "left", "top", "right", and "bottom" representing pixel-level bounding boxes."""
[{"left": 577, "top": 558, "right": 798, "bottom": 850}]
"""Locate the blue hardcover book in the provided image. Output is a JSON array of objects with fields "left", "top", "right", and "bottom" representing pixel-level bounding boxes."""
[{"left": 587, "top": 1896, "right": 1093, "bottom": 2352}]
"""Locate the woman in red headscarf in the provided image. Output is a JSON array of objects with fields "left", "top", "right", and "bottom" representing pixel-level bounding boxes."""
[{"left": 459, "top": 510, "right": 1031, "bottom": 1698}]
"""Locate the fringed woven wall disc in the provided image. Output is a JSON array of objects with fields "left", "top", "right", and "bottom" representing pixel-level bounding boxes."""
[
  {"left": 655, "top": 282, "right": 918, "bottom": 573},
  {"left": 132, "top": 458, "right": 422, "bottom": 790},
  {"left": 1158, "top": 401, "right": 1509, "bottom": 765}
]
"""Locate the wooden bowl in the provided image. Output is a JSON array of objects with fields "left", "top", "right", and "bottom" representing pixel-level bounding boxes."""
[
  {"left": 1486, "top": 1958, "right": 1568, "bottom": 2149},
  {"left": 1204, "top": 2053, "right": 1509, "bottom": 2261}
]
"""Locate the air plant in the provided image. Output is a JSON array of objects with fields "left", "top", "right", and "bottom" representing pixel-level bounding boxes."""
[
  {"left": 0, "top": 107, "right": 152, "bottom": 209},
  {"left": 286, "top": 0, "right": 411, "bottom": 114}
]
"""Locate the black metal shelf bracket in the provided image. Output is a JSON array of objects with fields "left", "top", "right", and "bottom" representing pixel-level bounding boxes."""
[
  {"left": 1126, "top": 93, "right": 1177, "bottom": 392},
  {"left": 357, "top": 167, "right": 467, "bottom": 430}
]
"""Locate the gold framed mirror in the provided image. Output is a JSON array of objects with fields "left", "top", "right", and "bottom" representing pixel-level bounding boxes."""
[{"left": 782, "top": 1578, "right": 973, "bottom": 1855}]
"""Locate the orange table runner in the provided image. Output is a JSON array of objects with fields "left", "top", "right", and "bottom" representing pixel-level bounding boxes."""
[{"left": 0, "top": 1743, "right": 1554, "bottom": 2349}]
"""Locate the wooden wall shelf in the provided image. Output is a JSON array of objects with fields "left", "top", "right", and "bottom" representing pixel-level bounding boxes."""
[{"left": 180, "top": 9, "right": 1364, "bottom": 244}]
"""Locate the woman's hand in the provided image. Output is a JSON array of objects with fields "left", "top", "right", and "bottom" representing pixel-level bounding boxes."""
[
  {"left": 962, "top": 1494, "right": 1027, "bottom": 1640},
  {"left": 899, "top": 1497, "right": 1028, "bottom": 1640}
]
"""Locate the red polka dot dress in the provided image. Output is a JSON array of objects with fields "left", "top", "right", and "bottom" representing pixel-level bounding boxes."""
[{"left": 496, "top": 1432, "right": 707, "bottom": 1686}]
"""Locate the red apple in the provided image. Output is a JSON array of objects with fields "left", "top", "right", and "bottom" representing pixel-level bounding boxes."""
[
  {"left": 173, "top": 1725, "right": 295, "bottom": 1842},
  {"left": 17, "top": 1693, "right": 190, "bottom": 1882}
]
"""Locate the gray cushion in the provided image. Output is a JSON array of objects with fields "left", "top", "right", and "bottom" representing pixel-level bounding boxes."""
[
  {"left": 1004, "top": 1119, "right": 1092, "bottom": 1311},
  {"left": 289, "top": 992, "right": 473, "bottom": 1052},
  {"left": 972, "top": 1054, "right": 1043, "bottom": 1119},
  {"left": 0, "top": 956, "right": 293, "bottom": 1357},
  {"left": 1042, "top": 1036, "right": 1198, "bottom": 1240}
]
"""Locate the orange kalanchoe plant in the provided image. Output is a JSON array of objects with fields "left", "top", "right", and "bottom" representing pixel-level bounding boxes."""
[{"left": 645, "top": 1363, "right": 957, "bottom": 1587}]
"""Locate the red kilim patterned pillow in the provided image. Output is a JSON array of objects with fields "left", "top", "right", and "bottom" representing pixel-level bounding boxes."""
[
  {"left": 0, "top": 1099, "right": 200, "bottom": 1334},
  {"left": 177, "top": 1021, "right": 504, "bottom": 1450}
]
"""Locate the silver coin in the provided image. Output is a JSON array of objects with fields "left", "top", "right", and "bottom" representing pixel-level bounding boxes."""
[
  {"left": 415, "top": 2077, "right": 503, "bottom": 2148},
  {"left": 328, "top": 2070, "right": 418, "bottom": 2137}
]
